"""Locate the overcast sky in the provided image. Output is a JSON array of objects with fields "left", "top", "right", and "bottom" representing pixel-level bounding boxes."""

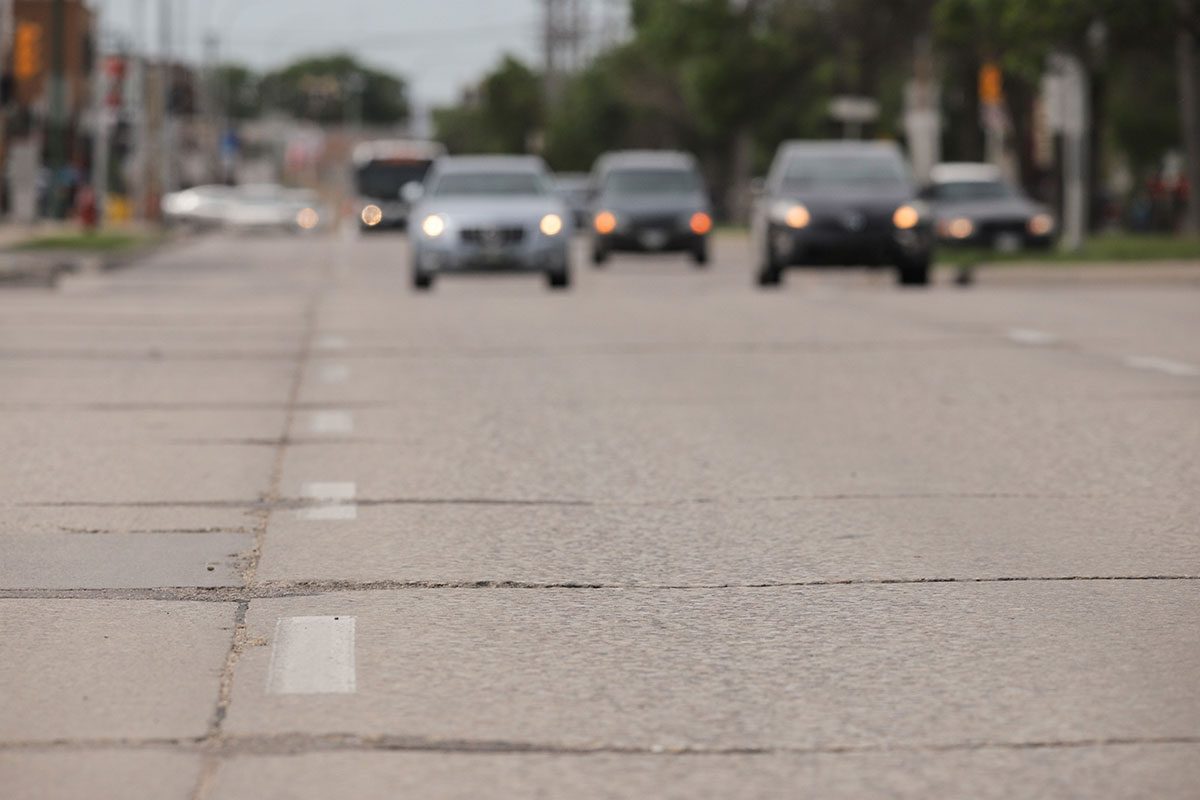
[{"left": 98, "top": 0, "right": 555, "bottom": 106}]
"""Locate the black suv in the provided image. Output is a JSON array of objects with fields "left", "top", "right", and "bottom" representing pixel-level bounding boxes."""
[
  {"left": 589, "top": 150, "right": 713, "bottom": 266},
  {"left": 751, "top": 141, "right": 934, "bottom": 286}
]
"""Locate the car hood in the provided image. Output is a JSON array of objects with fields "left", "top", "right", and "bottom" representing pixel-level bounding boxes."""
[
  {"left": 599, "top": 192, "right": 710, "bottom": 214},
  {"left": 415, "top": 195, "right": 567, "bottom": 226},
  {"left": 932, "top": 197, "right": 1044, "bottom": 221},
  {"left": 778, "top": 185, "right": 916, "bottom": 213}
]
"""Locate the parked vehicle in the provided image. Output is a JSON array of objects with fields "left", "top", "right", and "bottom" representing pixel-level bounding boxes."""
[
  {"left": 752, "top": 141, "right": 934, "bottom": 286},
  {"left": 353, "top": 140, "right": 445, "bottom": 232},
  {"left": 223, "top": 184, "right": 325, "bottom": 234},
  {"left": 161, "top": 185, "right": 235, "bottom": 228},
  {"left": 589, "top": 150, "right": 713, "bottom": 266},
  {"left": 408, "top": 155, "right": 572, "bottom": 291},
  {"left": 924, "top": 163, "right": 1056, "bottom": 251}
]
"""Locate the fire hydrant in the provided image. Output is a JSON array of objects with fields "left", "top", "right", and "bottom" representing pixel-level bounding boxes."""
[{"left": 77, "top": 185, "right": 99, "bottom": 232}]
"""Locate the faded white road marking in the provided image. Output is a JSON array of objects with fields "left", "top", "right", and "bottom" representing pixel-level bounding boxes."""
[
  {"left": 1006, "top": 328, "right": 1058, "bottom": 345},
  {"left": 301, "top": 482, "right": 356, "bottom": 500},
  {"left": 298, "top": 482, "right": 358, "bottom": 520},
  {"left": 1123, "top": 355, "right": 1199, "bottom": 377},
  {"left": 298, "top": 504, "right": 358, "bottom": 520},
  {"left": 315, "top": 335, "right": 347, "bottom": 351},
  {"left": 318, "top": 364, "right": 350, "bottom": 384},
  {"left": 310, "top": 410, "right": 354, "bottom": 435},
  {"left": 266, "top": 616, "right": 356, "bottom": 695}
]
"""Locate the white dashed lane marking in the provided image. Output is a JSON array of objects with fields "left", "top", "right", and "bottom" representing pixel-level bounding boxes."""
[
  {"left": 1123, "top": 355, "right": 1199, "bottom": 378},
  {"left": 266, "top": 616, "right": 357, "bottom": 695},
  {"left": 315, "top": 335, "right": 347, "bottom": 351},
  {"left": 318, "top": 364, "right": 350, "bottom": 384},
  {"left": 309, "top": 410, "right": 354, "bottom": 435},
  {"left": 1005, "top": 328, "right": 1058, "bottom": 345},
  {"left": 297, "top": 482, "right": 358, "bottom": 520}
]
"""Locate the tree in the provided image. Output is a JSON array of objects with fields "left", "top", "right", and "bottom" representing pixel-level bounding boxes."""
[
  {"left": 433, "top": 56, "right": 542, "bottom": 154},
  {"left": 213, "top": 64, "right": 261, "bottom": 120},
  {"left": 260, "top": 54, "right": 409, "bottom": 126}
]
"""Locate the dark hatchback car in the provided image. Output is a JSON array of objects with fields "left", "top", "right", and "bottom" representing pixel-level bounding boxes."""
[
  {"left": 751, "top": 141, "right": 934, "bottom": 287},
  {"left": 589, "top": 150, "right": 713, "bottom": 266},
  {"left": 925, "top": 163, "right": 1056, "bottom": 251}
]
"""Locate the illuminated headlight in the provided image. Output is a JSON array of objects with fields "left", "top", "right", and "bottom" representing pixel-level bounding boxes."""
[
  {"left": 939, "top": 217, "right": 974, "bottom": 239},
  {"left": 771, "top": 201, "right": 810, "bottom": 229},
  {"left": 594, "top": 211, "right": 617, "bottom": 234},
  {"left": 421, "top": 214, "right": 446, "bottom": 238},
  {"left": 361, "top": 205, "right": 383, "bottom": 227},
  {"left": 893, "top": 204, "right": 921, "bottom": 230},
  {"left": 539, "top": 213, "right": 564, "bottom": 237},
  {"left": 296, "top": 207, "right": 319, "bottom": 230},
  {"left": 1028, "top": 213, "right": 1055, "bottom": 236},
  {"left": 689, "top": 211, "right": 713, "bottom": 235}
]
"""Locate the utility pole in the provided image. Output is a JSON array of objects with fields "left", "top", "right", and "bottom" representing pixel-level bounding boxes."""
[
  {"left": 159, "top": 0, "right": 174, "bottom": 197},
  {"left": 47, "top": 0, "right": 65, "bottom": 218},
  {"left": 0, "top": 0, "right": 13, "bottom": 219},
  {"left": 1177, "top": 3, "right": 1200, "bottom": 234},
  {"left": 91, "top": 21, "right": 108, "bottom": 226},
  {"left": 132, "top": 0, "right": 147, "bottom": 220}
]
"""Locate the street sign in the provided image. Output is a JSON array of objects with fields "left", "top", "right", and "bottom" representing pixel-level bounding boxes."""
[
  {"left": 979, "top": 62, "right": 1003, "bottom": 105},
  {"left": 829, "top": 96, "right": 880, "bottom": 124},
  {"left": 14, "top": 22, "right": 43, "bottom": 82}
]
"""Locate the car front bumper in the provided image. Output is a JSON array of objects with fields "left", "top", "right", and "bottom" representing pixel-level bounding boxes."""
[
  {"left": 770, "top": 223, "right": 933, "bottom": 266},
  {"left": 414, "top": 235, "right": 568, "bottom": 274}
]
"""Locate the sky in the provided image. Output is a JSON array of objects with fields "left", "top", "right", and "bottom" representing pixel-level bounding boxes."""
[{"left": 98, "top": 0, "right": 553, "bottom": 106}]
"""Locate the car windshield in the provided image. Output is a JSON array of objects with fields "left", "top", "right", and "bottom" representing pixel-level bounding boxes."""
[
  {"left": 782, "top": 154, "right": 909, "bottom": 188},
  {"left": 934, "top": 181, "right": 1017, "bottom": 201},
  {"left": 356, "top": 161, "right": 432, "bottom": 199},
  {"left": 431, "top": 171, "right": 546, "bottom": 196},
  {"left": 604, "top": 169, "right": 699, "bottom": 195}
]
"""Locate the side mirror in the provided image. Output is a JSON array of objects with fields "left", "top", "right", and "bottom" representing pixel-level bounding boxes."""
[{"left": 400, "top": 181, "right": 424, "bottom": 204}]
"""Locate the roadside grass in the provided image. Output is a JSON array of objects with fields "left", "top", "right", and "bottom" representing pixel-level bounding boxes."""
[
  {"left": 936, "top": 234, "right": 1200, "bottom": 265},
  {"left": 10, "top": 231, "right": 161, "bottom": 253}
]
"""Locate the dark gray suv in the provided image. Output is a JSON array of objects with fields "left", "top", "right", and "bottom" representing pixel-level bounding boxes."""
[
  {"left": 751, "top": 141, "right": 934, "bottom": 287},
  {"left": 589, "top": 150, "right": 713, "bottom": 267}
]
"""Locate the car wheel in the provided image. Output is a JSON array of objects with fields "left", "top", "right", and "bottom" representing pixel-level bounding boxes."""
[
  {"left": 546, "top": 270, "right": 571, "bottom": 290},
  {"left": 412, "top": 271, "right": 433, "bottom": 291},
  {"left": 691, "top": 240, "right": 709, "bottom": 267},
  {"left": 756, "top": 238, "right": 784, "bottom": 287},
  {"left": 896, "top": 258, "right": 931, "bottom": 287},
  {"left": 591, "top": 243, "right": 609, "bottom": 267}
]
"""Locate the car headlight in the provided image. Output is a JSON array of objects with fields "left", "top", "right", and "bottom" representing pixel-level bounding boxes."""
[
  {"left": 1028, "top": 213, "right": 1055, "bottom": 236},
  {"left": 689, "top": 211, "right": 713, "bottom": 235},
  {"left": 296, "top": 207, "right": 319, "bottom": 230},
  {"left": 939, "top": 217, "right": 974, "bottom": 239},
  {"left": 421, "top": 214, "right": 446, "bottom": 238},
  {"left": 893, "top": 204, "right": 921, "bottom": 229},
  {"left": 361, "top": 205, "right": 382, "bottom": 227},
  {"left": 540, "top": 213, "right": 564, "bottom": 237},
  {"left": 594, "top": 211, "right": 617, "bottom": 234},
  {"left": 771, "top": 201, "right": 810, "bottom": 229}
]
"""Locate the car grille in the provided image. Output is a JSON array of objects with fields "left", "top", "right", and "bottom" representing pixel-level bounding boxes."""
[
  {"left": 460, "top": 227, "right": 525, "bottom": 246},
  {"left": 628, "top": 214, "right": 680, "bottom": 230},
  {"left": 976, "top": 218, "right": 1028, "bottom": 237},
  {"left": 812, "top": 209, "right": 889, "bottom": 234}
]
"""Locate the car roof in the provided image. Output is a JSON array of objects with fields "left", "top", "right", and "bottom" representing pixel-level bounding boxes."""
[
  {"left": 777, "top": 140, "right": 904, "bottom": 159},
  {"left": 352, "top": 139, "right": 444, "bottom": 165},
  {"left": 930, "top": 162, "right": 1004, "bottom": 184},
  {"left": 593, "top": 150, "right": 698, "bottom": 174},
  {"left": 433, "top": 155, "right": 548, "bottom": 174}
]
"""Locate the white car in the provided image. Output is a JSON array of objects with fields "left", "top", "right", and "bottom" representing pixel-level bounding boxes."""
[{"left": 161, "top": 185, "right": 234, "bottom": 228}]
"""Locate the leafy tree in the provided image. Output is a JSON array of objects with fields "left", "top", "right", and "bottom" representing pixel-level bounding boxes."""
[
  {"left": 433, "top": 56, "right": 542, "bottom": 154},
  {"left": 259, "top": 54, "right": 409, "bottom": 126}
]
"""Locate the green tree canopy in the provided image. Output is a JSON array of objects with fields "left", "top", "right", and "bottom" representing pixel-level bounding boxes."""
[{"left": 259, "top": 53, "right": 409, "bottom": 126}]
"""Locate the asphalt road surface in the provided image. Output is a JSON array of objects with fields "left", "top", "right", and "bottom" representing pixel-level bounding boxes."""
[{"left": 2, "top": 231, "right": 1198, "bottom": 798}]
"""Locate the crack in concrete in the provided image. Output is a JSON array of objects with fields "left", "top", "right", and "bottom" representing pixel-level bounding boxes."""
[
  {"left": 2, "top": 574, "right": 1194, "bottom": 603},
  {"left": 3, "top": 731, "right": 1197, "bottom": 759},
  {"left": 16, "top": 490, "right": 1120, "bottom": 512}
]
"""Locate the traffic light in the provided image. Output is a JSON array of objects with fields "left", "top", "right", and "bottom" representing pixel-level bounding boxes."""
[
  {"left": 14, "top": 22, "right": 43, "bottom": 82},
  {"left": 978, "top": 62, "right": 1003, "bottom": 106}
]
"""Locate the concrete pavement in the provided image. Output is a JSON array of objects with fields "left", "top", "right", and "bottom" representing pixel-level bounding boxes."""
[{"left": 1, "top": 231, "right": 1197, "bottom": 798}]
